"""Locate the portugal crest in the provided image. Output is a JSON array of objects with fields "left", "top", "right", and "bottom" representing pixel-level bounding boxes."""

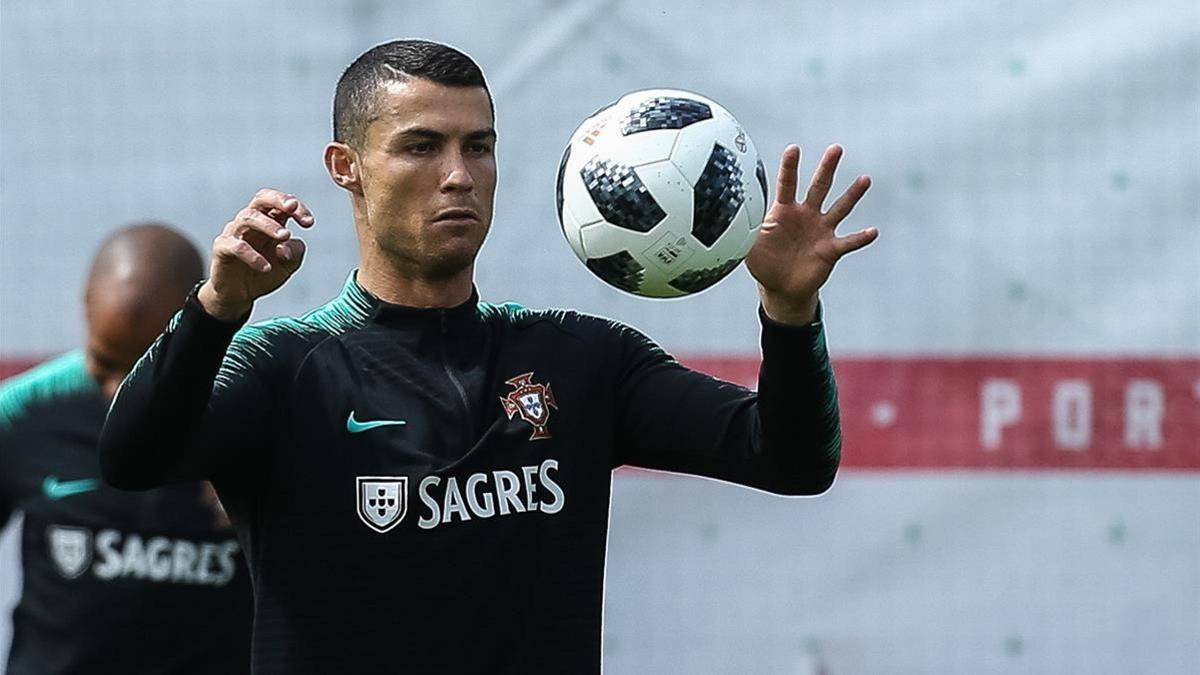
[
  {"left": 47, "top": 525, "right": 92, "bottom": 579},
  {"left": 500, "top": 372, "right": 557, "bottom": 440},
  {"left": 356, "top": 476, "right": 408, "bottom": 533}
]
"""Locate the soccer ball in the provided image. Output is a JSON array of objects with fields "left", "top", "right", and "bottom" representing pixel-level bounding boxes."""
[{"left": 555, "top": 89, "right": 768, "bottom": 298}]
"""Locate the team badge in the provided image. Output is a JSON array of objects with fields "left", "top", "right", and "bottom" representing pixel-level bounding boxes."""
[
  {"left": 47, "top": 525, "right": 92, "bottom": 579},
  {"left": 500, "top": 372, "right": 558, "bottom": 440},
  {"left": 356, "top": 476, "right": 408, "bottom": 533}
]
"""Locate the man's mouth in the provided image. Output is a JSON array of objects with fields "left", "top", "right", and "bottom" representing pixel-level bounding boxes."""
[{"left": 432, "top": 208, "right": 480, "bottom": 224}]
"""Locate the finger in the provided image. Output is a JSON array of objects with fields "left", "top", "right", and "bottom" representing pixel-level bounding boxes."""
[
  {"left": 825, "top": 175, "right": 871, "bottom": 225},
  {"left": 230, "top": 209, "right": 292, "bottom": 241},
  {"left": 249, "top": 188, "right": 316, "bottom": 228},
  {"left": 830, "top": 227, "right": 879, "bottom": 258},
  {"left": 278, "top": 195, "right": 316, "bottom": 228},
  {"left": 215, "top": 235, "right": 272, "bottom": 273},
  {"left": 274, "top": 238, "right": 306, "bottom": 271},
  {"left": 774, "top": 145, "right": 801, "bottom": 204},
  {"left": 804, "top": 144, "right": 843, "bottom": 208}
]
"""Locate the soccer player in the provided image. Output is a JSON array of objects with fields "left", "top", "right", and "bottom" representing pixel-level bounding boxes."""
[
  {"left": 99, "top": 41, "right": 877, "bottom": 673},
  {"left": 0, "top": 223, "right": 252, "bottom": 674}
]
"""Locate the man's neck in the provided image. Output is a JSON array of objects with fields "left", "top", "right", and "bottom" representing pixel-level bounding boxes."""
[{"left": 357, "top": 260, "right": 474, "bottom": 309}]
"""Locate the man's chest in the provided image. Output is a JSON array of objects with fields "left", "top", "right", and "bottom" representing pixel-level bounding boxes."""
[
  {"left": 255, "top": 330, "right": 614, "bottom": 539},
  {"left": 10, "top": 418, "right": 239, "bottom": 585}
]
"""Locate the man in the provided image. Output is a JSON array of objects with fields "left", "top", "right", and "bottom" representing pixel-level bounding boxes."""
[
  {"left": 0, "top": 223, "right": 253, "bottom": 674},
  {"left": 100, "top": 40, "right": 877, "bottom": 673}
]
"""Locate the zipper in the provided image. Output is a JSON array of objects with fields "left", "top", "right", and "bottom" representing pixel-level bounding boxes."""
[{"left": 440, "top": 311, "right": 475, "bottom": 427}]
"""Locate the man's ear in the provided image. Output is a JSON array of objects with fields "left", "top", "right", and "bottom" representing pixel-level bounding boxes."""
[{"left": 324, "top": 142, "right": 363, "bottom": 195}]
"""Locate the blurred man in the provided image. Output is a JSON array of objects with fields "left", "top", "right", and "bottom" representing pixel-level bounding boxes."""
[
  {"left": 0, "top": 223, "right": 252, "bottom": 674},
  {"left": 100, "top": 40, "right": 876, "bottom": 673}
]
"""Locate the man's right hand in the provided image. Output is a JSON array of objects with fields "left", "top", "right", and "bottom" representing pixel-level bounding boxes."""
[{"left": 198, "top": 188, "right": 315, "bottom": 321}]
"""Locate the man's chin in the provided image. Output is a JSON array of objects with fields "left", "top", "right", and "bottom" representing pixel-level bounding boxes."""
[{"left": 416, "top": 244, "right": 481, "bottom": 281}]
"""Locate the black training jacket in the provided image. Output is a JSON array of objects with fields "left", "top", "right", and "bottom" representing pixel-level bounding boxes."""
[
  {"left": 99, "top": 273, "right": 841, "bottom": 674},
  {"left": 0, "top": 352, "right": 252, "bottom": 674}
]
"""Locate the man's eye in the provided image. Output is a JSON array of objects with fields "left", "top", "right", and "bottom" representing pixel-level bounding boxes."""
[
  {"left": 467, "top": 143, "right": 493, "bottom": 155},
  {"left": 407, "top": 143, "right": 435, "bottom": 154}
]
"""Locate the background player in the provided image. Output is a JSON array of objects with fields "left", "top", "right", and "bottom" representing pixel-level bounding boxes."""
[{"left": 0, "top": 223, "right": 252, "bottom": 674}]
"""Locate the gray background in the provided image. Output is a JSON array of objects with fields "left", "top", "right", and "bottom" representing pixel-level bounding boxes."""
[{"left": 2, "top": 0, "right": 1198, "bottom": 672}]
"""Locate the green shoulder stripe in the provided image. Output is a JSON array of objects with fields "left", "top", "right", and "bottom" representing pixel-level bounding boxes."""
[
  {"left": 479, "top": 300, "right": 528, "bottom": 321},
  {"left": 0, "top": 351, "right": 96, "bottom": 430},
  {"left": 215, "top": 275, "right": 374, "bottom": 392}
]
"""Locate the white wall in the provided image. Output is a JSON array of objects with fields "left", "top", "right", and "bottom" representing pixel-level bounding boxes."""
[
  {"left": 1, "top": 0, "right": 1196, "bottom": 357},
  {"left": 1, "top": 1, "right": 1197, "bottom": 672}
]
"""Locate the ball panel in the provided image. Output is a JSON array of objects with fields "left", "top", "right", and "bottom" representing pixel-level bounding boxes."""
[
  {"left": 640, "top": 229, "right": 697, "bottom": 276},
  {"left": 702, "top": 202, "right": 757, "bottom": 265},
  {"left": 558, "top": 203, "right": 588, "bottom": 263},
  {"left": 555, "top": 143, "right": 572, "bottom": 226},
  {"left": 578, "top": 220, "right": 634, "bottom": 258},
  {"left": 755, "top": 157, "right": 769, "bottom": 209},
  {"left": 580, "top": 156, "right": 666, "bottom": 233},
  {"left": 667, "top": 114, "right": 740, "bottom": 185},
  {"left": 561, "top": 159, "right": 605, "bottom": 228},
  {"left": 667, "top": 257, "right": 743, "bottom": 294},
  {"left": 634, "top": 159, "right": 693, "bottom": 230},
  {"left": 690, "top": 142, "right": 746, "bottom": 247},
  {"left": 585, "top": 251, "right": 644, "bottom": 294},
  {"left": 620, "top": 95, "right": 713, "bottom": 135},
  {"left": 608, "top": 129, "right": 680, "bottom": 167}
]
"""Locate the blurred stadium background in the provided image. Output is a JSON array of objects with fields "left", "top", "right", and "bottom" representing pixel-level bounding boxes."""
[{"left": 1, "top": 0, "right": 1197, "bottom": 672}]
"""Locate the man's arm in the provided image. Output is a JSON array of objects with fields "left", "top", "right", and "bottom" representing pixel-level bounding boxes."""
[
  {"left": 0, "top": 438, "right": 13, "bottom": 530},
  {"left": 614, "top": 143, "right": 873, "bottom": 495},
  {"left": 99, "top": 188, "right": 314, "bottom": 490},
  {"left": 99, "top": 292, "right": 265, "bottom": 489},
  {"left": 611, "top": 307, "right": 838, "bottom": 496}
]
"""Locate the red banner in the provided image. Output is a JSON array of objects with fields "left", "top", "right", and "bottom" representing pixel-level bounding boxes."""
[
  {"left": 683, "top": 356, "right": 1200, "bottom": 470},
  {"left": 5, "top": 357, "right": 1198, "bottom": 470}
]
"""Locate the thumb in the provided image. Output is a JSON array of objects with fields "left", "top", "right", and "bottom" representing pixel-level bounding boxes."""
[{"left": 276, "top": 238, "right": 307, "bottom": 273}]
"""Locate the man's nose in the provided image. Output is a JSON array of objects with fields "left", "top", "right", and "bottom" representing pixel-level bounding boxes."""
[{"left": 441, "top": 151, "right": 475, "bottom": 192}]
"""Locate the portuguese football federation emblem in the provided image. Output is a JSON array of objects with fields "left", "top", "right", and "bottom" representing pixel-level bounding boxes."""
[
  {"left": 500, "top": 372, "right": 557, "bottom": 440},
  {"left": 48, "top": 525, "right": 92, "bottom": 579},
  {"left": 356, "top": 476, "right": 408, "bottom": 533}
]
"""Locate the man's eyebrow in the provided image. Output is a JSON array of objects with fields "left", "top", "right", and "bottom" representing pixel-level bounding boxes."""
[
  {"left": 393, "top": 127, "right": 448, "bottom": 141},
  {"left": 392, "top": 127, "right": 496, "bottom": 140}
]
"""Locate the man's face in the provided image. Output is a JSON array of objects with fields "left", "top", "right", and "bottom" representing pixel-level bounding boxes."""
[
  {"left": 356, "top": 78, "right": 497, "bottom": 279},
  {"left": 85, "top": 289, "right": 179, "bottom": 400}
]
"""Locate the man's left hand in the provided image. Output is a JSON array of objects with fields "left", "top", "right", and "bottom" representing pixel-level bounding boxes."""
[{"left": 746, "top": 144, "right": 877, "bottom": 325}]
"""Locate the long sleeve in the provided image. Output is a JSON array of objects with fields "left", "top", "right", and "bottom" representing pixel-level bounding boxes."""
[
  {"left": 0, "top": 425, "right": 13, "bottom": 529},
  {"left": 99, "top": 290, "right": 276, "bottom": 490},
  {"left": 611, "top": 305, "right": 841, "bottom": 496}
]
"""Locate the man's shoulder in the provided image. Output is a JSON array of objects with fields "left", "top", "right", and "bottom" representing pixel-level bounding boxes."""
[
  {"left": 0, "top": 351, "right": 95, "bottom": 431},
  {"left": 477, "top": 300, "right": 667, "bottom": 360},
  {"left": 221, "top": 291, "right": 374, "bottom": 377},
  {"left": 481, "top": 301, "right": 629, "bottom": 334}
]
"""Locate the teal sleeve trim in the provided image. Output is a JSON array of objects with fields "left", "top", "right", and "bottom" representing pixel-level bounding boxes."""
[{"left": 0, "top": 351, "right": 96, "bottom": 431}]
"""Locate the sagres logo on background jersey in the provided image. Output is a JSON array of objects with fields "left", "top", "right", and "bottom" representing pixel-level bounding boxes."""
[
  {"left": 356, "top": 476, "right": 408, "bottom": 533},
  {"left": 500, "top": 372, "right": 557, "bottom": 440},
  {"left": 48, "top": 525, "right": 92, "bottom": 579}
]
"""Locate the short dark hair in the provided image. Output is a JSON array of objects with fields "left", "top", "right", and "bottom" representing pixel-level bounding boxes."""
[{"left": 333, "top": 39, "right": 492, "bottom": 149}]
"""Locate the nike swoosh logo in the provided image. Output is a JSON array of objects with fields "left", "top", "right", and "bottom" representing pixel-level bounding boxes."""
[
  {"left": 43, "top": 476, "right": 100, "bottom": 500},
  {"left": 346, "top": 411, "right": 407, "bottom": 434}
]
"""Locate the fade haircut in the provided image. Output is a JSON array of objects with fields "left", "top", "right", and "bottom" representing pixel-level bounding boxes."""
[{"left": 333, "top": 39, "right": 492, "bottom": 150}]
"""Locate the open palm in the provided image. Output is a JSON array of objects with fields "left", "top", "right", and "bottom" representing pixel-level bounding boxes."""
[{"left": 746, "top": 144, "right": 877, "bottom": 323}]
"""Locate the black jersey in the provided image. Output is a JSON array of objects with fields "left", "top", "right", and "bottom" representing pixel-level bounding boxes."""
[
  {"left": 0, "top": 352, "right": 253, "bottom": 674},
  {"left": 99, "top": 274, "right": 841, "bottom": 674}
]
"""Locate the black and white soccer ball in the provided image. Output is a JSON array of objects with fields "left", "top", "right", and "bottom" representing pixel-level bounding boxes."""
[{"left": 556, "top": 89, "right": 767, "bottom": 298}]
